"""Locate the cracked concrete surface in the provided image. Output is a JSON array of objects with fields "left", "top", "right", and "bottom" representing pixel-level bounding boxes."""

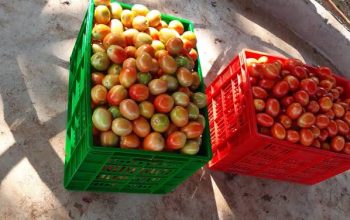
[{"left": 0, "top": 0, "right": 349, "bottom": 219}]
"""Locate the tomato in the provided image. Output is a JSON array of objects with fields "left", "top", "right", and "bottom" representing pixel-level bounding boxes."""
[
  {"left": 151, "top": 40, "right": 165, "bottom": 52},
  {"left": 325, "top": 109, "right": 335, "bottom": 120},
  {"left": 291, "top": 66, "right": 308, "bottom": 79},
  {"left": 293, "top": 90, "right": 309, "bottom": 106},
  {"left": 102, "top": 74, "right": 119, "bottom": 90},
  {"left": 110, "top": 19, "right": 123, "bottom": 34},
  {"left": 272, "top": 80, "right": 289, "bottom": 98},
  {"left": 135, "top": 44, "right": 155, "bottom": 57},
  {"left": 111, "top": 117, "right": 132, "bottom": 136},
  {"left": 166, "top": 37, "right": 183, "bottom": 55},
  {"left": 319, "top": 80, "right": 333, "bottom": 91},
  {"left": 103, "top": 33, "right": 127, "bottom": 49},
  {"left": 265, "top": 98, "right": 280, "bottom": 117},
  {"left": 107, "top": 64, "right": 122, "bottom": 75},
  {"left": 151, "top": 113, "right": 170, "bottom": 132},
  {"left": 143, "top": 132, "right": 165, "bottom": 151},
  {"left": 181, "top": 122, "right": 204, "bottom": 139},
  {"left": 139, "top": 101, "right": 155, "bottom": 119},
  {"left": 122, "top": 58, "right": 136, "bottom": 69},
  {"left": 120, "top": 133, "right": 141, "bottom": 149},
  {"left": 331, "top": 88, "right": 340, "bottom": 100},
  {"left": 192, "top": 92, "right": 207, "bottom": 109},
  {"left": 120, "top": 9, "right": 135, "bottom": 28},
  {"left": 107, "top": 85, "right": 127, "bottom": 106},
  {"left": 181, "top": 140, "right": 200, "bottom": 155},
  {"left": 131, "top": 117, "right": 150, "bottom": 138},
  {"left": 344, "top": 112, "right": 350, "bottom": 125},
  {"left": 283, "top": 58, "right": 303, "bottom": 71},
  {"left": 119, "top": 67, "right": 137, "bottom": 88},
  {"left": 297, "top": 112, "right": 316, "bottom": 128},
  {"left": 92, "top": 43, "right": 106, "bottom": 54},
  {"left": 300, "top": 128, "right": 314, "bottom": 146},
  {"left": 271, "top": 123, "right": 286, "bottom": 140},
  {"left": 148, "top": 79, "right": 167, "bottom": 95},
  {"left": 91, "top": 84, "right": 107, "bottom": 105},
  {"left": 286, "top": 130, "right": 300, "bottom": 143},
  {"left": 124, "top": 29, "right": 139, "bottom": 46},
  {"left": 256, "top": 113, "right": 274, "bottom": 127},
  {"left": 100, "top": 131, "right": 119, "bottom": 147},
  {"left": 170, "top": 106, "right": 189, "bottom": 127},
  {"left": 131, "top": 4, "right": 149, "bottom": 16},
  {"left": 343, "top": 142, "right": 350, "bottom": 154},
  {"left": 158, "top": 28, "right": 179, "bottom": 44},
  {"left": 286, "top": 102, "right": 302, "bottom": 120},
  {"left": 175, "top": 55, "right": 194, "bottom": 70},
  {"left": 254, "top": 99, "right": 265, "bottom": 112},
  {"left": 281, "top": 96, "right": 294, "bottom": 108},
  {"left": 337, "top": 102, "right": 349, "bottom": 111},
  {"left": 133, "top": 32, "right": 153, "bottom": 48},
  {"left": 258, "top": 78, "right": 276, "bottom": 90},
  {"left": 196, "top": 114, "right": 206, "bottom": 129},
  {"left": 91, "top": 72, "right": 105, "bottom": 85},
  {"left": 159, "top": 55, "right": 177, "bottom": 74},
  {"left": 166, "top": 131, "right": 187, "bottom": 150},
  {"left": 159, "top": 75, "right": 178, "bottom": 92},
  {"left": 307, "top": 100, "right": 320, "bottom": 114},
  {"left": 108, "top": 106, "right": 121, "bottom": 118},
  {"left": 333, "top": 103, "right": 345, "bottom": 118},
  {"left": 168, "top": 20, "right": 184, "bottom": 35},
  {"left": 131, "top": 16, "right": 149, "bottom": 31},
  {"left": 94, "top": 5, "right": 111, "bottom": 24},
  {"left": 110, "top": 2, "right": 122, "bottom": 19},
  {"left": 129, "top": 84, "right": 149, "bottom": 102},
  {"left": 318, "top": 129, "right": 329, "bottom": 142},
  {"left": 154, "top": 94, "right": 175, "bottom": 113},
  {"left": 106, "top": 45, "right": 127, "bottom": 65},
  {"left": 92, "top": 24, "right": 111, "bottom": 41},
  {"left": 165, "top": 123, "right": 179, "bottom": 137},
  {"left": 331, "top": 136, "right": 345, "bottom": 152},
  {"left": 280, "top": 69, "right": 291, "bottom": 77},
  {"left": 335, "top": 119, "right": 349, "bottom": 135},
  {"left": 91, "top": 52, "right": 110, "bottom": 71},
  {"left": 146, "top": 10, "right": 161, "bottom": 27},
  {"left": 319, "top": 96, "right": 333, "bottom": 112},
  {"left": 190, "top": 72, "right": 201, "bottom": 90},
  {"left": 312, "top": 139, "right": 321, "bottom": 148},
  {"left": 310, "top": 126, "right": 321, "bottom": 139},
  {"left": 262, "top": 62, "right": 280, "bottom": 79},
  {"left": 188, "top": 49, "right": 198, "bottom": 61},
  {"left": 187, "top": 102, "right": 199, "bottom": 120},
  {"left": 92, "top": 108, "right": 112, "bottom": 132},
  {"left": 135, "top": 52, "right": 153, "bottom": 73},
  {"left": 247, "top": 62, "right": 263, "bottom": 78},
  {"left": 279, "top": 114, "right": 292, "bottom": 129},
  {"left": 300, "top": 78, "right": 318, "bottom": 95},
  {"left": 327, "top": 120, "right": 338, "bottom": 137},
  {"left": 120, "top": 99, "right": 140, "bottom": 120},
  {"left": 181, "top": 31, "right": 197, "bottom": 48},
  {"left": 252, "top": 86, "right": 268, "bottom": 99}
]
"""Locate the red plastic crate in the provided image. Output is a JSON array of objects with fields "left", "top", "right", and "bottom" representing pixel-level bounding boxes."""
[{"left": 206, "top": 49, "right": 350, "bottom": 185}]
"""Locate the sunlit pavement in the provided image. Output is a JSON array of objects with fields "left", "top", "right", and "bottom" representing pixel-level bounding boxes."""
[{"left": 0, "top": 0, "right": 349, "bottom": 219}]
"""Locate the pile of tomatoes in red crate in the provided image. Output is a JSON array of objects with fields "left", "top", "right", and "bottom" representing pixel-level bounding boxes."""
[{"left": 248, "top": 56, "right": 350, "bottom": 154}]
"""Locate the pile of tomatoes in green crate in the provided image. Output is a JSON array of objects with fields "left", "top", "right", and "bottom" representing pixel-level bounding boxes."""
[
  {"left": 90, "top": 1, "right": 206, "bottom": 154},
  {"left": 248, "top": 56, "right": 350, "bottom": 153}
]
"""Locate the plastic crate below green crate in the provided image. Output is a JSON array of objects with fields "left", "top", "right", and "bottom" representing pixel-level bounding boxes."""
[{"left": 64, "top": 0, "right": 212, "bottom": 194}]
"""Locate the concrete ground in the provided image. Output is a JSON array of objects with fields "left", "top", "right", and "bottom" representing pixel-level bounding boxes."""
[{"left": 0, "top": 0, "right": 349, "bottom": 219}]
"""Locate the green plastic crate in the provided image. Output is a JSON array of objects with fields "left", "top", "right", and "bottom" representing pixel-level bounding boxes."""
[{"left": 64, "top": 0, "right": 212, "bottom": 194}]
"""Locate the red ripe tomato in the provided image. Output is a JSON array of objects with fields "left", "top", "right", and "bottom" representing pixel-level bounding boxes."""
[
  {"left": 300, "top": 78, "right": 318, "bottom": 95},
  {"left": 336, "top": 86, "right": 344, "bottom": 95},
  {"left": 250, "top": 77, "right": 258, "bottom": 86},
  {"left": 292, "top": 66, "right": 308, "bottom": 79},
  {"left": 283, "top": 58, "right": 303, "bottom": 71},
  {"left": 256, "top": 113, "right": 274, "bottom": 127},
  {"left": 286, "top": 102, "right": 303, "bottom": 120},
  {"left": 293, "top": 90, "right": 309, "bottom": 106},
  {"left": 181, "top": 122, "right": 204, "bottom": 139},
  {"left": 107, "top": 45, "right": 127, "bottom": 64},
  {"left": 327, "top": 120, "right": 338, "bottom": 137},
  {"left": 143, "top": 132, "right": 165, "bottom": 151},
  {"left": 331, "top": 88, "right": 340, "bottom": 100},
  {"left": 107, "top": 85, "right": 127, "bottom": 106},
  {"left": 166, "top": 131, "right": 187, "bottom": 150},
  {"left": 129, "top": 84, "right": 149, "bottom": 102},
  {"left": 343, "top": 142, "right": 350, "bottom": 154},
  {"left": 279, "top": 114, "right": 292, "bottom": 129},
  {"left": 317, "top": 66, "right": 332, "bottom": 75},
  {"left": 271, "top": 123, "right": 286, "bottom": 140},
  {"left": 258, "top": 78, "right": 276, "bottom": 90},
  {"left": 154, "top": 94, "right": 175, "bottom": 113},
  {"left": 331, "top": 136, "right": 345, "bottom": 152},
  {"left": 286, "top": 130, "right": 300, "bottom": 143},
  {"left": 272, "top": 80, "right": 289, "bottom": 98},
  {"left": 307, "top": 100, "right": 320, "bottom": 114},
  {"left": 318, "top": 129, "right": 329, "bottom": 142},
  {"left": 284, "top": 75, "right": 300, "bottom": 91},
  {"left": 344, "top": 111, "right": 350, "bottom": 125},
  {"left": 335, "top": 119, "right": 349, "bottom": 135},
  {"left": 281, "top": 96, "right": 294, "bottom": 108},
  {"left": 312, "top": 139, "right": 321, "bottom": 148},
  {"left": 254, "top": 99, "right": 266, "bottom": 112},
  {"left": 252, "top": 86, "right": 268, "bottom": 99},
  {"left": 119, "top": 67, "right": 137, "bottom": 88},
  {"left": 247, "top": 62, "right": 264, "bottom": 78},
  {"left": 92, "top": 72, "right": 105, "bottom": 85},
  {"left": 319, "top": 80, "right": 333, "bottom": 91},
  {"left": 300, "top": 128, "right": 314, "bottom": 146},
  {"left": 132, "top": 117, "right": 151, "bottom": 138},
  {"left": 263, "top": 62, "right": 281, "bottom": 79},
  {"left": 325, "top": 109, "right": 335, "bottom": 120},
  {"left": 188, "top": 48, "right": 198, "bottom": 61},
  {"left": 265, "top": 98, "right": 280, "bottom": 117},
  {"left": 164, "top": 123, "right": 179, "bottom": 137},
  {"left": 280, "top": 69, "right": 291, "bottom": 77},
  {"left": 310, "top": 126, "right": 321, "bottom": 139},
  {"left": 297, "top": 112, "right": 316, "bottom": 128},
  {"left": 332, "top": 103, "right": 345, "bottom": 118}
]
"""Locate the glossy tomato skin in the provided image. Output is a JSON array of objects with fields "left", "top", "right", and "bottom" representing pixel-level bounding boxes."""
[
  {"left": 286, "top": 130, "right": 300, "bottom": 143},
  {"left": 92, "top": 107, "right": 112, "bottom": 132},
  {"left": 252, "top": 86, "right": 268, "bottom": 99},
  {"left": 271, "top": 123, "right": 286, "bottom": 140},
  {"left": 327, "top": 120, "right": 338, "bottom": 137},
  {"left": 91, "top": 84, "right": 107, "bottom": 105},
  {"left": 300, "top": 78, "right": 318, "bottom": 95},
  {"left": 154, "top": 94, "right": 175, "bottom": 113},
  {"left": 331, "top": 136, "right": 345, "bottom": 152},
  {"left": 254, "top": 99, "right": 266, "bottom": 112},
  {"left": 181, "top": 121, "right": 204, "bottom": 139},
  {"left": 107, "top": 45, "right": 127, "bottom": 64},
  {"left": 148, "top": 79, "right": 167, "bottom": 95},
  {"left": 344, "top": 112, "right": 350, "bottom": 125},
  {"left": 170, "top": 106, "right": 189, "bottom": 127},
  {"left": 343, "top": 142, "right": 350, "bottom": 155},
  {"left": 143, "top": 132, "right": 165, "bottom": 151},
  {"left": 300, "top": 128, "right": 314, "bottom": 146},
  {"left": 297, "top": 112, "right": 316, "bottom": 128},
  {"left": 120, "top": 133, "right": 141, "bottom": 149},
  {"left": 265, "top": 98, "right": 280, "bottom": 117},
  {"left": 151, "top": 113, "right": 170, "bottom": 132},
  {"left": 292, "top": 66, "right": 308, "bottom": 79},
  {"left": 166, "top": 131, "right": 187, "bottom": 150},
  {"left": 92, "top": 72, "right": 105, "bottom": 85},
  {"left": 120, "top": 99, "right": 140, "bottom": 120},
  {"left": 119, "top": 67, "right": 137, "bottom": 88},
  {"left": 111, "top": 118, "right": 132, "bottom": 136},
  {"left": 100, "top": 131, "right": 119, "bottom": 147},
  {"left": 293, "top": 90, "right": 309, "bottom": 106},
  {"left": 284, "top": 75, "right": 300, "bottom": 91},
  {"left": 286, "top": 102, "right": 303, "bottom": 120},
  {"left": 279, "top": 114, "right": 292, "bottom": 129},
  {"left": 256, "top": 113, "right": 274, "bottom": 127},
  {"left": 262, "top": 62, "right": 280, "bottom": 79},
  {"left": 107, "top": 85, "right": 127, "bottom": 106},
  {"left": 318, "top": 129, "right": 329, "bottom": 142},
  {"left": 332, "top": 103, "right": 345, "bottom": 118},
  {"left": 283, "top": 58, "right": 303, "bottom": 71},
  {"left": 132, "top": 117, "right": 151, "bottom": 138},
  {"left": 258, "top": 78, "right": 276, "bottom": 90},
  {"left": 316, "top": 114, "right": 330, "bottom": 129},
  {"left": 139, "top": 101, "right": 155, "bottom": 119},
  {"left": 307, "top": 100, "right": 320, "bottom": 114},
  {"left": 336, "top": 119, "right": 349, "bottom": 135},
  {"left": 129, "top": 84, "right": 149, "bottom": 102},
  {"left": 272, "top": 80, "right": 289, "bottom": 98},
  {"left": 319, "top": 96, "right": 333, "bottom": 112},
  {"left": 281, "top": 96, "right": 294, "bottom": 108}
]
